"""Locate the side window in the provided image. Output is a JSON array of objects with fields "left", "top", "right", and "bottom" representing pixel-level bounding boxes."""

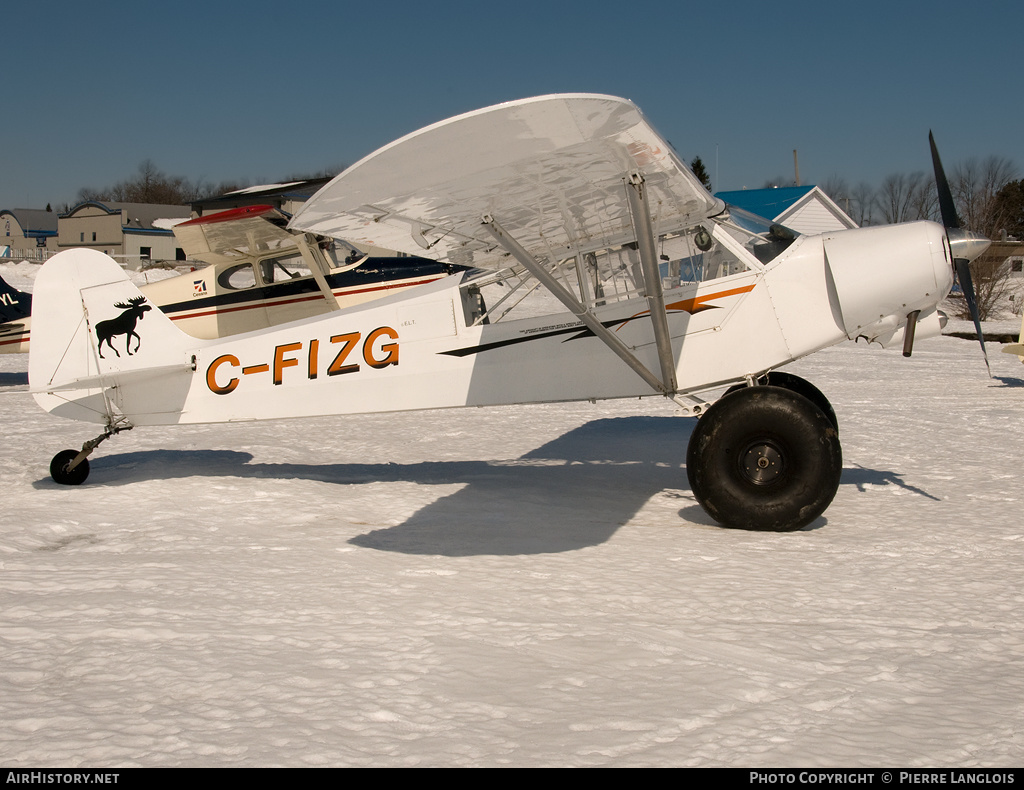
[
  {"left": 259, "top": 254, "right": 309, "bottom": 284},
  {"left": 657, "top": 228, "right": 752, "bottom": 287},
  {"left": 217, "top": 263, "right": 257, "bottom": 291}
]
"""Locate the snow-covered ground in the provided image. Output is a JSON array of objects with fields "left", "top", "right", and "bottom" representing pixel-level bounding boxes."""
[{"left": 1, "top": 262, "right": 1023, "bottom": 767}]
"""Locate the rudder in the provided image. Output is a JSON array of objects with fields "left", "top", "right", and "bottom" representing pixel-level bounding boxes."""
[{"left": 29, "top": 249, "right": 195, "bottom": 424}]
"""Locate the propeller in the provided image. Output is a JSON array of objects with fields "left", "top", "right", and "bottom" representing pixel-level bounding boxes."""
[{"left": 929, "top": 131, "right": 993, "bottom": 376}]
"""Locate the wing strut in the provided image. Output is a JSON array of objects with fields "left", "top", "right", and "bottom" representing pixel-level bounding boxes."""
[
  {"left": 625, "top": 173, "right": 678, "bottom": 393},
  {"left": 481, "top": 214, "right": 670, "bottom": 396},
  {"left": 295, "top": 234, "right": 342, "bottom": 313}
]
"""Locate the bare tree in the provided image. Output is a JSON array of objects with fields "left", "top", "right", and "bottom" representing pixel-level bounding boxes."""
[
  {"left": 941, "top": 157, "right": 1018, "bottom": 320},
  {"left": 761, "top": 175, "right": 793, "bottom": 189},
  {"left": 909, "top": 175, "right": 938, "bottom": 223},
  {"left": 281, "top": 165, "right": 346, "bottom": 182},
  {"left": 849, "top": 182, "right": 878, "bottom": 227},
  {"left": 878, "top": 171, "right": 935, "bottom": 224},
  {"left": 953, "top": 156, "right": 1018, "bottom": 236},
  {"left": 77, "top": 161, "right": 212, "bottom": 206},
  {"left": 820, "top": 174, "right": 852, "bottom": 215},
  {"left": 951, "top": 251, "right": 1015, "bottom": 321}
]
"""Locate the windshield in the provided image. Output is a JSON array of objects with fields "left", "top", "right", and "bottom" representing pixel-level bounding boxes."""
[
  {"left": 651, "top": 208, "right": 799, "bottom": 286},
  {"left": 718, "top": 206, "right": 799, "bottom": 264}
]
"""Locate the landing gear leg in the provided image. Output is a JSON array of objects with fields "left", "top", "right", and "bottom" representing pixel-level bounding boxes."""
[{"left": 50, "top": 422, "right": 133, "bottom": 486}]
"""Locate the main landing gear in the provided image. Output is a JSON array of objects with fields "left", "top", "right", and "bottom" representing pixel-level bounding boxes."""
[
  {"left": 49, "top": 423, "right": 133, "bottom": 486},
  {"left": 687, "top": 375, "right": 842, "bottom": 532}
]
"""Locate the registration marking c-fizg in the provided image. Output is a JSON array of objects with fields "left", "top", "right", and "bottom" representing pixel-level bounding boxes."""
[{"left": 205, "top": 327, "right": 399, "bottom": 395}]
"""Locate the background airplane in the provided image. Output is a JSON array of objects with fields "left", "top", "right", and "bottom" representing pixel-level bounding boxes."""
[
  {"left": 0, "top": 274, "right": 32, "bottom": 351},
  {"left": 0, "top": 204, "right": 465, "bottom": 354},
  {"left": 1002, "top": 312, "right": 1024, "bottom": 363}
]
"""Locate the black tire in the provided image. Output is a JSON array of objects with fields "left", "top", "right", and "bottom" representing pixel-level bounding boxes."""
[
  {"left": 724, "top": 371, "right": 838, "bottom": 434},
  {"left": 687, "top": 385, "right": 842, "bottom": 531},
  {"left": 50, "top": 450, "right": 90, "bottom": 486}
]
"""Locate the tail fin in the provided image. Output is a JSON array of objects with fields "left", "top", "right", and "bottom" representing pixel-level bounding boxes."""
[
  {"left": 0, "top": 274, "right": 31, "bottom": 323},
  {"left": 29, "top": 249, "right": 196, "bottom": 425}
]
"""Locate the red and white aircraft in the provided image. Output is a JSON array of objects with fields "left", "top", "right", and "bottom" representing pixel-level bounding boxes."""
[{"left": 27, "top": 94, "right": 990, "bottom": 530}]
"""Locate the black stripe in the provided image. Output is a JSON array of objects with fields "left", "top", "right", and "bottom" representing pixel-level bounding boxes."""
[{"left": 159, "top": 258, "right": 457, "bottom": 317}]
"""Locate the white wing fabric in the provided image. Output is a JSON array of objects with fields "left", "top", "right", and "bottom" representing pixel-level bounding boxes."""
[{"left": 290, "top": 94, "right": 721, "bottom": 269}]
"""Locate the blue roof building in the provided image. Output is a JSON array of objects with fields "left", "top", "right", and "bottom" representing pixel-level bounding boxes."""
[{"left": 714, "top": 186, "right": 857, "bottom": 234}]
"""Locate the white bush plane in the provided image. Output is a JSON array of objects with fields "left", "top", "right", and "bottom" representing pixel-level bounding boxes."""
[
  {"left": 0, "top": 204, "right": 462, "bottom": 353},
  {"left": 27, "top": 94, "right": 991, "bottom": 531}
]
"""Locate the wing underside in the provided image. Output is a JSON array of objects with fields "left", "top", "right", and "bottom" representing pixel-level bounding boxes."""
[{"left": 290, "top": 94, "right": 721, "bottom": 269}]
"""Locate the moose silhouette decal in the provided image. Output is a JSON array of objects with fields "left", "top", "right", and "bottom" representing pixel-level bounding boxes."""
[{"left": 96, "top": 296, "right": 152, "bottom": 359}]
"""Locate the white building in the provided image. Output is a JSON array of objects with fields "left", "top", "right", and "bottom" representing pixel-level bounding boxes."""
[
  {"left": 57, "top": 201, "right": 192, "bottom": 268},
  {"left": 714, "top": 186, "right": 858, "bottom": 234}
]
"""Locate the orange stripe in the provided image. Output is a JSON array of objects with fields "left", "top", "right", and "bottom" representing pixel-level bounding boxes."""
[
  {"left": 665, "top": 283, "right": 756, "bottom": 313},
  {"left": 617, "top": 283, "right": 757, "bottom": 331}
]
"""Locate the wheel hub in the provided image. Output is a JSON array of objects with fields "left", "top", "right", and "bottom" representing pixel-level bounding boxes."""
[{"left": 739, "top": 441, "right": 784, "bottom": 486}]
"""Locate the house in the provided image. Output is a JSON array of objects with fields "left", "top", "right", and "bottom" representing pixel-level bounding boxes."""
[
  {"left": 1, "top": 208, "right": 59, "bottom": 260},
  {"left": 714, "top": 185, "right": 858, "bottom": 234},
  {"left": 57, "top": 201, "right": 192, "bottom": 268}
]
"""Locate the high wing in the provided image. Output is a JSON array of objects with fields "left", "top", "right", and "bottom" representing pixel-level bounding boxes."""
[
  {"left": 289, "top": 94, "right": 723, "bottom": 269},
  {"left": 175, "top": 205, "right": 301, "bottom": 264}
]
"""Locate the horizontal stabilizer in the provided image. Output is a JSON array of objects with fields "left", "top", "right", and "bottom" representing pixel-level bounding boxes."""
[{"left": 29, "top": 362, "right": 197, "bottom": 394}]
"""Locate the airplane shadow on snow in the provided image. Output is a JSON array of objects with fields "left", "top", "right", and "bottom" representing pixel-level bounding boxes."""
[{"left": 41, "top": 416, "right": 940, "bottom": 555}]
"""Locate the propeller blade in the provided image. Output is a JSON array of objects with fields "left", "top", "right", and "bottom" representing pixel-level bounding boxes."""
[
  {"left": 931, "top": 131, "right": 992, "bottom": 376},
  {"left": 929, "top": 130, "right": 961, "bottom": 229},
  {"left": 954, "top": 257, "right": 991, "bottom": 377}
]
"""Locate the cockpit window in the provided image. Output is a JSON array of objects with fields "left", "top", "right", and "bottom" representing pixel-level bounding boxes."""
[
  {"left": 259, "top": 253, "right": 308, "bottom": 283},
  {"left": 717, "top": 206, "right": 799, "bottom": 264},
  {"left": 462, "top": 206, "right": 800, "bottom": 325},
  {"left": 651, "top": 208, "right": 798, "bottom": 287}
]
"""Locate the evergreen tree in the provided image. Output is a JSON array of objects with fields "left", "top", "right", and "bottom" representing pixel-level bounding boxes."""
[
  {"left": 992, "top": 179, "right": 1024, "bottom": 239},
  {"left": 690, "top": 156, "right": 712, "bottom": 192}
]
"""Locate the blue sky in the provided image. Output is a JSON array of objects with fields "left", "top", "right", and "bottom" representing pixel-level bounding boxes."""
[{"left": 3, "top": 0, "right": 1021, "bottom": 209}]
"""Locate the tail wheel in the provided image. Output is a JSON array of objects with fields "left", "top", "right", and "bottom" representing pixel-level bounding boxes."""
[
  {"left": 687, "top": 385, "right": 842, "bottom": 531},
  {"left": 50, "top": 450, "right": 90, "bottom": 486},
  {"left": 725, "top": 371, "right": 838, "bottom": 434}
]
